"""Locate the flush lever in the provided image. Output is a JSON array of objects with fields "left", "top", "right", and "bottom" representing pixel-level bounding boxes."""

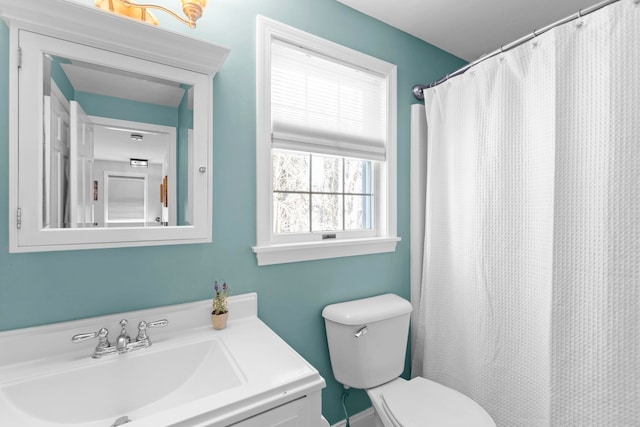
[{"left": 354, "top": 326, "right": 368, "bottom": 338}]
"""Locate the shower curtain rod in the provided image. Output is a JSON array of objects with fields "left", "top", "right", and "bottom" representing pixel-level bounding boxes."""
[{"left": 412, "top": 0, "right": 622, "bottom": 101}]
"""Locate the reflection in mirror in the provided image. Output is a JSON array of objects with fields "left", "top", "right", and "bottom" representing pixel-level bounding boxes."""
[
  {"left": 105, "top": 173, "right": 147, "bottom": 225},
  {"left": 42, "top": 54, "right": 194, "bottom": 229},
  {"left": 6, "top": 5, "right": 229, "bottom": 252}
]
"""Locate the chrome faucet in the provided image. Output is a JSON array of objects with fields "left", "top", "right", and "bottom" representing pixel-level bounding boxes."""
[
  {"left": 115, "top": 319, "right": 131, "bottom": 353},
  {"left": 72, "top": 318, "right": 168, "bottom": 358}
]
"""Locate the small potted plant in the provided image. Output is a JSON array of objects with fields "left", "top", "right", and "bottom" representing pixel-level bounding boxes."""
[{"left": 211, "top": 281, "right": 230, "bottom": 330}]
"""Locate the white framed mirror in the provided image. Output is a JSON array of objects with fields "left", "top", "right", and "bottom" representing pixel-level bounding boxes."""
[{"left": 2, "top": 0, "right": 229, "bottom": 252}]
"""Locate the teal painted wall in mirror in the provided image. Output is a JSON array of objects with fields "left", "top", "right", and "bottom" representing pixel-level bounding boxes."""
[
  {"left": 75, "top": 92, "right": 180, "bottom": 127},
  {"left": 0, "top": 1, "right": 465, "bottom": 423},
  {"left": 50, "top": 56, "right": 75, "bottom": 101}
]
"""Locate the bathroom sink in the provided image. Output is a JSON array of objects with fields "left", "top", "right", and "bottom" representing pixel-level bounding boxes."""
[
  {"left": 0, "top": 295, "right": 327, "bottom": 427},
  {"left": 2, "top": 338, "right": 243, "bottom": 426}
]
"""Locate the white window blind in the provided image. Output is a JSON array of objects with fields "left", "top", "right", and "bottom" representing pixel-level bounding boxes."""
[{"left": 271, "top": 39, "right": 388, "bottom": 161}]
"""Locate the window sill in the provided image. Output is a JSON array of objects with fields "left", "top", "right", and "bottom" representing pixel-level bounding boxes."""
[{"left": 252, "top": 236, "right": 400, "bottom": 266}]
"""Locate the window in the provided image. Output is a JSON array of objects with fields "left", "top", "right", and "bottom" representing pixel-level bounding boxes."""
[
  {"left": 254, "top": 16, "right": 399, "bottom": 265},
  {"left": 273, "top": 150, "right": 373, "bottom": 236}
]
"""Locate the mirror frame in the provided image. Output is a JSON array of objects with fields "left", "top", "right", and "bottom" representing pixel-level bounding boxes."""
[{"left": 2, "top": 0, "right": 229, "bottom": 252}]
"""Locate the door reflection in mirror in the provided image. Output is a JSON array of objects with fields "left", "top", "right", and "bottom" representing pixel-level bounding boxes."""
[
  {"left": 43, "top": 81, "right": 71, "bottom": 228},
  {"left": 42, "top": 54, "right": 192, "bottom": 229},
  {"left": 105, "top": 173, "right": 147, "bottom": 225}
]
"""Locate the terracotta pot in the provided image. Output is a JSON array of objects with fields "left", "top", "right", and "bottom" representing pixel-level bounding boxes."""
[{"left": 211, "top": 312, "right": 228, "bottom": 330}]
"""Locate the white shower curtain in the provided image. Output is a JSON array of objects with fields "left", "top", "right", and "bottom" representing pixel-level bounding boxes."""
[{"left": 412, "top": 1, "right": 640, "bottom": 425}]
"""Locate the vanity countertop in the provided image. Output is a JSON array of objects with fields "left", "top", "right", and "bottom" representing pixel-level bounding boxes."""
[{"left": 0, "top": 293, "right": 327, "bottom": 427}]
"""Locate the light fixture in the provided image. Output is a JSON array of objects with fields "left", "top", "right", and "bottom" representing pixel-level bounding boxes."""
[
  {"left": 130, "top": 158, "right": 149, "bottom": 168},
  {"left": 95, "top": 0, "right": 207, "bottom": 28},
  {"left": 105, "top": 126, "right": 159, "bottom": 136}
]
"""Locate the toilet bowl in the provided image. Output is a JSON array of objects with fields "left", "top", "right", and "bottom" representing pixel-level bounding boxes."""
[
  {"left": 322, "top": 294, "right": 495, "bottom": 427},
  {"left": 367, "top": 377, "right": 495, "bottom": 427}
]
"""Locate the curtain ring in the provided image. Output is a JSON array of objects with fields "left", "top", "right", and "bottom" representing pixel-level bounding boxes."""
[
  {"left": 576, "top": 9, "right": 585, "bottom": 28},
  {"left": 445, "top": 74, "right": 452, "bottom": 86}
]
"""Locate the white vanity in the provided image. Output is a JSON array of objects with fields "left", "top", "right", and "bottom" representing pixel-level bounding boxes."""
[{"left": 0, "top": 293, "right": 329, "bottom": 427}]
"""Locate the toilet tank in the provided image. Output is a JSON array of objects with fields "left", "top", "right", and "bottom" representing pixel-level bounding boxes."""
[{"left": 322, "top": 294, "right": 412, "bottom": 389}]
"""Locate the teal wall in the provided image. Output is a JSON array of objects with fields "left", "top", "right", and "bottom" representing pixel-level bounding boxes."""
[{"left": 0, "top": 1, "right": 465, "bottom": 424}]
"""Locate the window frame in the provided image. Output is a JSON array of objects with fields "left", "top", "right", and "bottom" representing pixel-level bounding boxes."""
[{"left": 253, "top": 16, "right": 399, "bottom": 266}]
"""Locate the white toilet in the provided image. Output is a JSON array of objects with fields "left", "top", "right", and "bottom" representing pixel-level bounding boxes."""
[{"left": 322, "top": 294, "right": 496, "bottom": 427}]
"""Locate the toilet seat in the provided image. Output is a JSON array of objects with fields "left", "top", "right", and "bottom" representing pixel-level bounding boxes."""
[{"left": 377, "top": 377, "right": 495, "bottom": 427}]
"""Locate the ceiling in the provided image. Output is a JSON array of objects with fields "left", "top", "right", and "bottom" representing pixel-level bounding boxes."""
[
  {"left": 337, "top": 0, "right": 602, "bottom": 61},
  {"left": 59, "top": 59, "right": 186, "bottom": 108},
  {"left": 93, "top": 125, "right": 169, "bottom": 164}
]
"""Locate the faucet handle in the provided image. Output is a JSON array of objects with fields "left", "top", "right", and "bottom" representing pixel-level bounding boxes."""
[
  {"left": 72, "top": 332, "right": 98, "bottom": 343},
  {"left": 72, "top": 327, "right": 110, "bottom": 348},
  {"left": 136, "top": 319, "right": 168, "bottom": 332},
  {"left": 136, "top": 319, "right": 168, "bottom": 344},
  {"left": 147, "top": 319, "right": 168, "bottom": 328}
]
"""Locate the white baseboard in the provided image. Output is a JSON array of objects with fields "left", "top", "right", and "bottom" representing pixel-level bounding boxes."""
[{"left": 330, "top": 407, "right": 375, "bottom": 427}]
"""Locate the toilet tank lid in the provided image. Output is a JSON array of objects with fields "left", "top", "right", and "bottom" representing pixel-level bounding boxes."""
[{"left": 322, "top": 294, "right": 412, "bottom": 325}]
